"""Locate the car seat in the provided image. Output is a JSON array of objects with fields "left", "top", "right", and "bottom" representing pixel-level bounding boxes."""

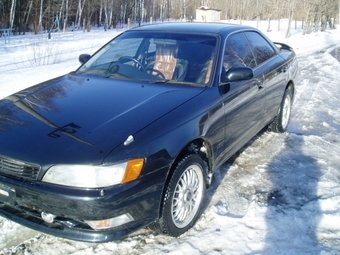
[{"left": 150, "top": 39, "right": 188, "bottom": 80}]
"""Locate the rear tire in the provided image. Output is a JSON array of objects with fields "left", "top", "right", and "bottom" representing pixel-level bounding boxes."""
[
  {"left": 268, "top": 86, "right": 293, "bottom": 133},
  {"left": 159, "top": 154, "right": 206, "bottom": 237}
]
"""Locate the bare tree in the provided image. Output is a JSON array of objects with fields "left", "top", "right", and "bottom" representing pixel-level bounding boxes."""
[
  {"left": 9, "top": 0, "right": 17, "bottom": 28},
  {"left": 38, "top": 0, "right": 44, "bottom": 31},
  {"left": 75, "top": 0, "right": 86, "bottom": 29},
  {"left": 23, "top": 0, "right": 34, "bottom": 33},
  {"left": 285, "top": 0, "right": 297, "bottom": 38},
  {"left": 1, "top": 0, "right": 339, "bottom": 38},
  {"left": 84, "top": 0, "right": 99, "bottom": 31},
  {"left": 63, "top": 0, "right": 70, "bottom": 32}
]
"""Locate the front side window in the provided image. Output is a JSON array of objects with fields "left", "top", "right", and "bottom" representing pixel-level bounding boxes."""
[{"left": 224, "top": 32, "right": 256, "bottom": 70}]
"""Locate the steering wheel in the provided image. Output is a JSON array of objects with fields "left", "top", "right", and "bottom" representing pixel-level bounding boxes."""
[
  {"left": 147, "top": 68, "right": 166, "bottom": 79},
  {"left": 146, "top": 60, "right": 166, "bottom": 79},
  {"left": 118, "top": 56, "right": 145, "bottom": 71}
]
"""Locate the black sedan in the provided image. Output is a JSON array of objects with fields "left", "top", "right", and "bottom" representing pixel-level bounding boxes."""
[{"left": 0, "top": 22, "right": 298, "bottom": 242}]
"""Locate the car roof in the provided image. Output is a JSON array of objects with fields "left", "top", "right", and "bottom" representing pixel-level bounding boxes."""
[{"left": 129, "top": 22, "right": 255, "bottom": 35}]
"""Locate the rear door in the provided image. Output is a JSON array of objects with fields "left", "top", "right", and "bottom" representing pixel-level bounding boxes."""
[{"left": 244, "top": 31, "right": 287, "bottom": 124}]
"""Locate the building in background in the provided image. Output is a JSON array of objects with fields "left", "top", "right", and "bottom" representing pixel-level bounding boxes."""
[{"left": 196, "top": 6, "right": 221, "bottom": 22}]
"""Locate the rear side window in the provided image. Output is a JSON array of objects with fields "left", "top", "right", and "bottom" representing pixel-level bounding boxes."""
[
  {"left": 224, "top": 33, "right": 256, "bottom": 69},
  {"left": 245, "top": 32, "right": 276, "bottom": 66}
]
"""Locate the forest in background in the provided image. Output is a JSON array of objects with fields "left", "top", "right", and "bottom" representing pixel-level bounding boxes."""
[{"left": 0, "top": 0, "right": 339, "bottom": 37}]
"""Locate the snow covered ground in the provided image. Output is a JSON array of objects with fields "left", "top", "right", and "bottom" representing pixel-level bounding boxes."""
[{"left": 1, "top": 20, "right": 340, "bottom": 254}]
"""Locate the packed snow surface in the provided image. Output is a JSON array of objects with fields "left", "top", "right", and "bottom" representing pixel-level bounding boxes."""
[{"left": 0, "top": 20, "right": 340, "bottom": 254}]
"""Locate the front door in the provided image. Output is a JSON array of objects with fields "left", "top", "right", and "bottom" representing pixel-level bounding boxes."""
[{"left": 218, "top": 32, "right": 266, "bottom": 163}]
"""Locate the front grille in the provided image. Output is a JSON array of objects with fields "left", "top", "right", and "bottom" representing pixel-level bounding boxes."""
[{"left": 0, "top": 155, "right": 41, "bottom": 180}]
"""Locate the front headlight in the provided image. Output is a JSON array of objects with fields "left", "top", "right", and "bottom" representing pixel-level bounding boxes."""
[{"left": 42, "top": 158, "right": 145, "bottom": 188}]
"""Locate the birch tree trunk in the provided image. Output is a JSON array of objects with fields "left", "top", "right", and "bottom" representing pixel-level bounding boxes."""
[
  {"left": 10, "top": 0, "right": 17, "bottom": 28},
  {"left": 285, "top": 0, "right": 296, "bottom": 38},
  {"left": 76, "top": 0, "right": 86, "bottom": 29},
  {"left": 23, "top": 0, "right": 33, "bottom": 33},
  {"left": 109, "top": 0, "right": 114, "bottom": 28},
  {"left": 99, "top": 0, "right": 103, "bottom": 27},
  {"left": 58, "top": 0, "right": 65, "bottom": 32},
  {"left": 338, "top": 0, "right": 340, "bottom": 24},
  {"left": 140, "top": 0, "right": 144, "bottom": 25},
  {"left": 38, "top": 0, "right": 44, "bottom": 32},
  {"left": 103, "top": 0, "right": 108, "bottom": 30},
  {"left": 285, "top": 9, "right": 293, "bottom": 38},
  {"left": 267, "top": 18, "right": 271, "bottom": 32},
  {"left": 122, "top": 1, "right": 127, "bottom": 25},
  {"left": 160, "top": 0, "right": 164, "bottom": 21},
  {"left": 63, "top": 0, "right": 69, "bottom": 32}
]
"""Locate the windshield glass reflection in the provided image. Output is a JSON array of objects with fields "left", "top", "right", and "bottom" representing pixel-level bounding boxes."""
[{"left": 77, "top": 31, "right": 218, "bottom": 86}]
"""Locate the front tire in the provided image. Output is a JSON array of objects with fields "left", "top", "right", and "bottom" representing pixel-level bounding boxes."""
[
  {"left": 159, "top": 154, "right": 206, "bottom": 237},
  {"left": 268, "top": 86, "right": 293, "bottom": 133}
]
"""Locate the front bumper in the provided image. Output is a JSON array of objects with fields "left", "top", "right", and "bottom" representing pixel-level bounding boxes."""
[{"left": 0, "top": 169, "right": 165, "bottom": 242}]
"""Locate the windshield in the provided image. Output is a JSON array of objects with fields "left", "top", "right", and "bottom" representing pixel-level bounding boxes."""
[{"left": 77, "top": 31, "right": 218, "bottom": 86}]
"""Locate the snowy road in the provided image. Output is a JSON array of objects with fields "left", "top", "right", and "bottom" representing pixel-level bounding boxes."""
[{"left": 1, "top": 24, "right": 340, "bottom": 254}]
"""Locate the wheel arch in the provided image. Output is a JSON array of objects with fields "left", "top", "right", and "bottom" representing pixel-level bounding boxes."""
[
  {"left": 157, "top": 138, "right": 214, "bottom": 218},
  {"left": 286, "top": 80, "right": 295, "bottom": 99},
  {"left": 173, "top": 138, "right": 213, "bottom": 186}
]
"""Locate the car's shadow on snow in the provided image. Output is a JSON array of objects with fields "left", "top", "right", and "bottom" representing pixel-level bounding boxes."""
[
  {"left": 202, "top": 127, "right": 270, "bottom": 217},
  {"left": 257, "top": 133, "right": 322, "bottom": 254},
  {"left": 202, "top": 127, "right": 323, "bottom": 254}
]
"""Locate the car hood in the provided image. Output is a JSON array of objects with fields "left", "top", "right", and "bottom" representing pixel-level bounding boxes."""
[{"left": 0, "top": 73, "right": 205, "bottom": 166}]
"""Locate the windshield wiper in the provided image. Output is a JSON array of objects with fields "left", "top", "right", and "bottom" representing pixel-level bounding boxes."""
[{"left": 148, "top": 79, "right": 172, "bottom": 84}]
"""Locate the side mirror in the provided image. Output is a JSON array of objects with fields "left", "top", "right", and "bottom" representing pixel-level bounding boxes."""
[
  {"left": 79, "top": 54, "right": 91, "bottom": 64},
  {"left": 225, "top": 67, "right": 253, "bottom": 82}
]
